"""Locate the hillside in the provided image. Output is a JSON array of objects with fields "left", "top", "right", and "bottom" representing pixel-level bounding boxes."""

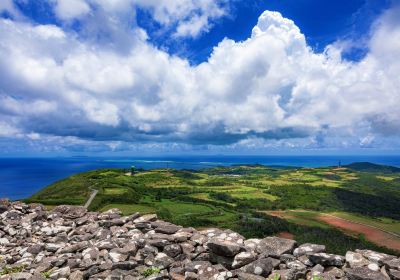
[
  {"left": 1, "top": 201, "right": 400, "bottom": 280},
  {"left": 345, "top": 162, "right": 400, "bottom": 174},
  {"left": 26, "top": 163, "right": 400, "bottom": 255}
]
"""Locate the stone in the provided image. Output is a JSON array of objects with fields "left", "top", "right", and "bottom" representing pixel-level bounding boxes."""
[
  {"left": 53, "top": 205, "right": 87, "bottom": 219},
  {"left": 0, "top": 201, "right": 397, "bottom": 280},
  {"left": 27, "top": 244, "right": 45, "bottom": 255},
  {"left": 388, "top": 269, "right": 400, "bottom": 280},
  {"left": 153, "top": 222, "right": 181, "bottom": 235},
  {"left": 286, "top": 260, "right": 306, "bottom": 270},
  {"left": 207, "top": 239, "right": 244, "bottom": 257},
  {"left": 270, "top": 268, "right": 306, "bottom": 280},
  {"left": 109, "top": 249, "right": 128, "bottom": 263},
  {"left": 11, "top": 273, "right": 33, "bottom": 280},
  {"left": 237, "top": 272, "right": 265, "bottom": 280},
  {"left": 345, "top": 266, "right": 388, "bottom": 280},
  {"left": 311, "top": 264, "right": 324, "bottom": 276},
  {"left": 241, "top": 258, "right": 274, "bottom": 277},
  {"left": 133, "top": 214, "right": 158, "bottom": 223},
  {"left": 164, "top": 244, "right": 182, "bottom": 258},
  {"left": 383, "top": 258, "right": 400, "bottom": 270},
  {"left": 346, "top": 251, "right": 371, "bottom": 268},
  {"left": 356, "top": 249, "right": 396, "bottom": 265},
  {"left": 232, "top": 251, "right": 257, "bottom": 269},
  {"left": 293, "top": 243, "right": 325, "bottom": 257},
  {"left": 257, "top": 237, "right": 297, "bottom": 257},
  {"left": 309, "top": 252, "right": 345, "bottom": 267}
]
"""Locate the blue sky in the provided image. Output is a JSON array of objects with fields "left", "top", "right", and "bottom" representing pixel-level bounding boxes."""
[{"left": 0, "top": 0, "right": 399, "bottom": 156}]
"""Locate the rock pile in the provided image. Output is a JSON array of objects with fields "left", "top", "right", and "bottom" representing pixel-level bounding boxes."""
[{"left": 0, "top": 200, "right": 399, "bottom": 280}]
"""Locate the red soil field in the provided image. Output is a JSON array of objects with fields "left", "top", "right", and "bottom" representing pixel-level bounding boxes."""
[
  {"left": 278, "top": 231, "right": 295, "bottom": 239},
  {"left": 318, "top": 215, "right": 400, "bottom": 251}
]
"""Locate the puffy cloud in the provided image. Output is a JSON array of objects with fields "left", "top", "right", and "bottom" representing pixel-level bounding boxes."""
[
  {"left": 53, "top": 0, "right": 91, "bottom": 20},
  {"left": 0, "top": 4, "right": 399, "bottom": 153},
  {"left": 50, "top": 0, "right": 228, "bottom": 38}
]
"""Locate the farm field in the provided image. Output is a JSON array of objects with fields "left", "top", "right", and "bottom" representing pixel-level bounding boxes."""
[
  {"left": 26, "top": 162, "right": 400, "bottom": 255},
  {"left": 267, "top": 210, "right": 400, "bottom": 250}
]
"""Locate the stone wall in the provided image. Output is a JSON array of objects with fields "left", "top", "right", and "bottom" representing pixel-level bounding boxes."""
[{"left": 0, "top": 200, "right": 399, "bottom": 280}]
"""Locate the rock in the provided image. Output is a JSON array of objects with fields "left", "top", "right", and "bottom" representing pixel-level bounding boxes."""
[
  {"left": 367, "top": 262, "right": 380, "bottom": 272},
  {"left": 134, "top": 214, "right": 158, "bottom": 223},
  {"left": 27, "top": 244, "right": 44, "bottom": 255},
  {"left": 153, "top": 252, "right": 174, "bottom": 269},
  {"left": 293, "top": 243, "right": 325, "bottom": 257},
  {"left": 0, "top": 201, "right": 397, "bottom": 280},
  {"left": 257, "top": 237, "right": 297, "bottom": 257},
  {"left": 356, "top": 249, "right": 396, "bottom": 266},
  {"left": 286, "top": 260, "right": 307, "bottom": 270},
  {"left": 237, "top": 272, "right": 265, "bottom": 280},
  {"left": 345, "top": 266, "right": 388, "bottom": 280},
  {"left": 346, "top": 251, "right": 371, "bottom": 268},
  {"left": 241, "top": 258, "right": 274, "bottom": 277},
  {"left": 11, "top": 273, "right": 33, "bottom": 280},
  {"left": 309, "top": 252, "right": 345, "bottom": 267},
  {"left": 164, "top": 244, "right": 182, "bottom": 258},
  {"left": 207, "top": 239, "right": 244, "bottom": 257},
  {"left": 50, "top": 266, "right": 70, "bottom": 279},
  {"left": 232, "top": 251, "right": 257, "bottom": 269},
  {"left": 310, "top": 264, "right": 324, "bottom": 276},
  {"left": 383, "top": 258, "right": 400, "bottom": 270},
  {"left": 153, "top": 222, "right": 181, "bottom": 234},
  {"left": 53, "top": 205, "right": 87, "bottom": 219},
  {"left": 111, "top": 261, "right": 138, "bottom": 270},
  {"left": 109, "top": 248, "right": 128, "bottom": 263},
  {"left": 69, "top": 270, "right": 84, "bottom": 280},
  {"left": 388, "top": 269, "right": 400, "bottom": 280}
]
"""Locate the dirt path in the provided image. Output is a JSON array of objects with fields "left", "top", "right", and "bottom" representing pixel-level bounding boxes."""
[
  {"left": 318, "top": 214, "right": 400, "bottom": 251},
  {"left": 84, "top": 188, "right": 98, "bottom": 209}
]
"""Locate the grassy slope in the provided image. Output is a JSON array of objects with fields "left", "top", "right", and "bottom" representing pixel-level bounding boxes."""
[{"left": 26, "top": 164, "right": 400, "bottom": 255}]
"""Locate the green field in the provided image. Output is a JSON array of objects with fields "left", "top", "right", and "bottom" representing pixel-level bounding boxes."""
[{"left": 25, "top": 163, "right": 400, "bottom": 255}]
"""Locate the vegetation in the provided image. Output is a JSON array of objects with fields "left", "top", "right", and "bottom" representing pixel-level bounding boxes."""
[
  {"left": 0, "top": 266, "right": 25, "bottom": 276},
  {"left": 26, "top": 163, "right": 400, "bottom": 255},
  {"left": 142, "top": 267, "right": 161, "bottom": 277}
]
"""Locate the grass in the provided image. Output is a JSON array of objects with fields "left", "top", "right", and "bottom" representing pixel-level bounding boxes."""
[
  {"left": 266, "top": 210, "right": 331, "bottom": 229},
  {"left": 153, "top": 199, "right": 215, "bottom": 217},
  {"left": 100, "top": 204, "right": 156, "bottom": 215},
  {"left": 103, "top": 188, "right": 127, "bottom": 195},
  {"left": 0, "top": 266, "right": 25, "bottom": 276},
  {"left": 142, "top": 267, "right": 161, "bottom": 277}
]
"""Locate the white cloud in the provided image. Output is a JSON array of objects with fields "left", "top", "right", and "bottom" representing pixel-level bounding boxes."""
[
  {"left": 54, "top": 0, "right": 91, "bottom": 20},
  {"left": 0, "top": 5, "right": 400, "bottom": 152},
  {"left": 50, "top": 0, "right": 228, "bottom": 38}
]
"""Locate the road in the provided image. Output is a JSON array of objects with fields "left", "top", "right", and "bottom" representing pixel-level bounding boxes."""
[{"left": 84, "top": 188, "right": 98, "bottom": 209}]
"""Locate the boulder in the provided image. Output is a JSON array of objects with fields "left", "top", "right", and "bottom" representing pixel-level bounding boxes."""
[
  {"left": 257, "top": 237, "right": 297, "bottom": 257},
  {"left": 293, "top": 243, "right": 325, "bottom": 257},
  {"left": 345, "top": 267, "right": 388, "bottom": 280},
  {"left": 207, "top": 239, "right": 244, "bottom": 257},
  {"left": 309, "top": 252, "right": 345, "bottom": 267},
  {"left": 241, "top": 258, "right": 274, "bottom": 277}
]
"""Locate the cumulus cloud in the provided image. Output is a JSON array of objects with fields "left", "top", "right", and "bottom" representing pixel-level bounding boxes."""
[
  {"left": 51, "top": 0, "right": 228, "bottom": 38},
  {"left": 0, "top": 3, "right": 399, "bottom": 153},
  {"left": 53, "top": 0, "right": 91, "bottom": 20}
]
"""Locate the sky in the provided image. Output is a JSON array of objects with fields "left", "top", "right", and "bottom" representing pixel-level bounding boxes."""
[{"left": 0, "top": 0, "right": 399, "bottom": 156}]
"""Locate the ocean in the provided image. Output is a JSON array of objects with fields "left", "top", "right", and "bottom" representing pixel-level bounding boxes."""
[{"left": 1, "top": 155, "right": 400, "bottom": 200}]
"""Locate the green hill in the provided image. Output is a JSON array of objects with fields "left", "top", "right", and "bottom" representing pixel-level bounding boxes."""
[
  {"left": 345, "top": 162, "right": 400, "bottom": 173},
  {"left": 25, "top": 163, "right": 400, "bottom": 255}
]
